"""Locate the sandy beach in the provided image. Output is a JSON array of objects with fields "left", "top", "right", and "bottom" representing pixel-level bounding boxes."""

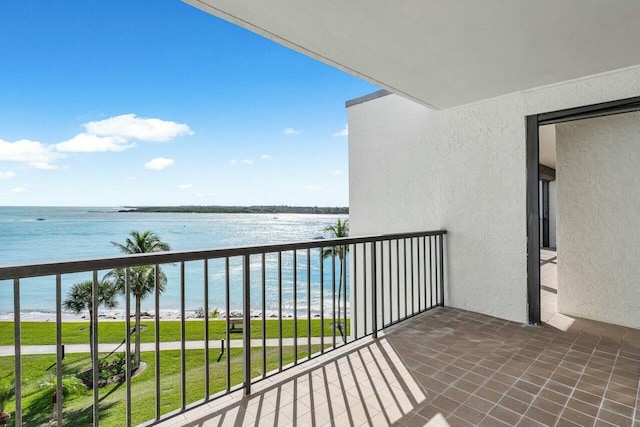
[
  {"left": 0, "top": 308, "right": 324, "bottom": 323},
  {"left": 0, "top": 309, "right": 245, "bottom": 323}
]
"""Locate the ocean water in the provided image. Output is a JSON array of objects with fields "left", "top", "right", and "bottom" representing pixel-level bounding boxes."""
[{"left": 0, "top": 207, "right": 349, "bottom": 318}]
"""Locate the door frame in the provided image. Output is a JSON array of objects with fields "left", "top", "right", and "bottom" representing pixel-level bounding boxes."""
[{"left": 525, "top": 96, "right": 640, "bottom": 325}]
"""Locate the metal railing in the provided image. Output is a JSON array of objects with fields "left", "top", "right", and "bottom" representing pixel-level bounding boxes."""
[{"left": 0, "top": 229, "right": 446, "bottom": 426}]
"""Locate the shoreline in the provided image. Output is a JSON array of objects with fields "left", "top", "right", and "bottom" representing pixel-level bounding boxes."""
[
  {"left": 121, "top": 205, "right": 349, "bottom": 214},
  {"left": 0, "top": 309, "right": 224, "bottom": 322},
  {"left": 0, "top": 307, "right": 349, "bottom": 323}
]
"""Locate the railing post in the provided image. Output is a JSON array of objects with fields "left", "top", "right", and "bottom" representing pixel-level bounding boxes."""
[
  {"left": 439, "top": 234, "right": 445, "bottom": 307},
  {"left": 55, "top": 275, "right": 63, "bottom": 427},
  {"left": 92, "top": 271, "right": 100, "bottom": 427},
  {"left": 13, "top": 278, "right": 22, "bottom": 427},
  {"left": 243, "top": 254, "right": 251, "bottom": 395},
  {"left": 124, "top": 268, "right": 132, "bottom": 427},
  {"left": 204, "top": 259, "right": 210, "bottom": 398},
  {"left": 344, "top": 244, "right": 348, "bottom": 343},
  {"left": 225, "top": 258, "right": 231, "bottom": 392},
  {"left": 371, "top": 242, "right": 378, "bottom": 338},
  {"left": 180, "top": 262, "right": 187, "bottom": 410},
  {"left": 154, "top": 264, "right": 161, "bottom": 420},
  {"left": 277, "top": 252, "right": 283, "bottom": 370}
]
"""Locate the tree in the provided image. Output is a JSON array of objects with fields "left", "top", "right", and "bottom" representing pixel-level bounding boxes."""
[
  {"left": 108, "top": 266, "right": 167, "bottom": 367},
  {"left": 322, "top": 219, "right": 349, "bottom": 343},
  {"left": 110, "top": 231, "right": 170, "bottom": 367},
  {"left": 63, "top": 279, "right": 118, "bottom": 362}
]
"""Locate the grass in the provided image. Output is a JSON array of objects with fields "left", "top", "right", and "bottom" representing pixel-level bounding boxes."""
[
  {"left": 0, "top": 317, "right": 350, "bottom": 426},
  {"left": 0, "top": 318, "right": 350, "bottom": 345},
  {"left": 0, "top": 345, "right": 329, "bottom": 426}
]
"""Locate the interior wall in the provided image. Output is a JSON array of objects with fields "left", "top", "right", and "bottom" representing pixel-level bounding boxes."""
[
  {"left": 540, "top": 179, "right": 558, "bottom": 249},
  {"left": 556, "top": 112, "right": 640, "bottom": 328},
  {"left": 549, "top": 180, "right": 557, "bottom": 248},
  {"left": 348, "top": 65, "right": 640, "bottom": 324}
]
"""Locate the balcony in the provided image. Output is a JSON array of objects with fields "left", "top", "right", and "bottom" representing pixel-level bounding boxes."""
[
  {"left": 0, "top": 230, "right": 446, "bottom": 426},
  {"left": 156, "top": 307, "right": 640, "bottom": 427},
  {"left": 2, "top": 230, "right": 639, "bottom": 426}
]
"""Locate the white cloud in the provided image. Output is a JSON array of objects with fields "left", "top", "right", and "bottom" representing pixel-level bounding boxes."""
[
  {"left": 10, "top": 185, "right": 27, "bottom": 194},
  {"left": 1, "top": 114, "right": 192, "bottom": 170},
  {"left": 229, "top": 159, "right": 237, "bottom": 165},
  {"left": 333, "top": 124, "right": 348, "bottom": 137},
  {"left": 0, "top": 171, "right": 16, "bottom": 179},
  {"left": 241, "top": 159, "right": 253, "bottom": 165},
  {"left": 84, "top": 114, "right": 194, "bottom": 142},
  {"left": 196, "top": 192, "right": 217, "bottom": 198},
  {"left": 332, "top": 169, "right": 343, "bottom": 176},
  {"left": 55, "top": 133, "right": 133, "bottom": 153},
  {"left": 144, "top": 157, "right": 174, "bottom": 170},
  {"left": 54, "top": 114, "right": 193, "bottom": 154},
  {"left": 260, "top": 154, "right": 272, "bottom": 160},
  {"left": 30, "top": 162, "right": 60, "bottom": 170},
  {"left": 283, "top": 127, "right": 301, "bottom": 136},
  {"left": 305, "top": 184, "right": 321, "bottom": 191},
  {"left": 0, "top": 138, "right": 64, "bottom": 169},
  {"left": 177, "top": 183, "right": 193, "bottom": 190},
  {"left": 254, "top": 180, "right": 263, "bottom": 185}
]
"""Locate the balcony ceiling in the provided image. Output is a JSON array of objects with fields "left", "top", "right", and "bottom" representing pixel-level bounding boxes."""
[{"left": 184, "top": 0, "right": 640, "bottom": 109}]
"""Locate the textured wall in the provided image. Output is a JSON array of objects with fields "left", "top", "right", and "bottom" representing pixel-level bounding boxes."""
[
  {"left": 556, "top": 113, "right": 640, "bottom": 328},
  {"left": 349, "top": 65, "right": 640, "bottom": 324}
]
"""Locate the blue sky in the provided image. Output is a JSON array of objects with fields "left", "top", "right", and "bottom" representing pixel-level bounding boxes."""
[{"left": 0, "top": 1, "right": 377, "bottom": 207}]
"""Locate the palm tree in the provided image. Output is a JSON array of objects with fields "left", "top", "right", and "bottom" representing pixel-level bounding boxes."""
[
  {"left": 108, "top": 266, "right": 167, "bottom": 367},
  {"left": 322, "top": 219, "right": 349, "bottom": 343},
  {"left": 63, "top": 280, "right": 118, "bottom": 365},
  {"left": 110, "top": 231, "right": 170, "bottom": 367}
]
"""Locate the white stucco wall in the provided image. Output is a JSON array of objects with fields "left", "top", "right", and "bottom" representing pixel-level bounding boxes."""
[
  {"left": 556, "top": 113, "right": 640, "bottom": 329},
  {"left": 348, "top": 65, "right": 640, "bottom": 324}
]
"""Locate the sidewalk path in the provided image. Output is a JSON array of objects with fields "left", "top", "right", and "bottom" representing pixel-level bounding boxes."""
[{"left": 0, "top": 337, "right": 329, "bottom": 356}]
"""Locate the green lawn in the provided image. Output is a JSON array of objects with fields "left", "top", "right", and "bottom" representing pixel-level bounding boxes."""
[
  {"left": 0, "top": 318, "right": 350, "bottom": 345},
  {"left": 0, "top": 344, "right": 331, "bottom": 427},
  {"left": 0, "top": 318, "right": 350, "bottom": 426}
]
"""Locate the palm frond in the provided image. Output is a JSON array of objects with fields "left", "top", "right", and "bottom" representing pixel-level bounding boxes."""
[
  {"left": 112, "top": 230, "right": 171, "bottom": 254},
  {"left": 321, "top": 219, "right": 349, "bottom": 259},
  {"left": 63, "top": 280, "right": 119, "bottom": 314}
]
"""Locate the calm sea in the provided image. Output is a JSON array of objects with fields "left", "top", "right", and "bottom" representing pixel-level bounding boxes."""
[{"left": 0, "top": 207, "right": 349, "bottom": 318}]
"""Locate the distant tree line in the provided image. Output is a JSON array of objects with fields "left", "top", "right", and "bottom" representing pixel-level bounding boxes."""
[{"left": 120, "top": 205, "right": 349, "bottom": 214}]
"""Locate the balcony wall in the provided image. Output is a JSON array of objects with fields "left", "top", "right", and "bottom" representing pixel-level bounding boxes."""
[
  {"left": 348, "top": 65, "right": 640, "bottom": 325},
  {"left": 556, "top": 112, "right": 640, "bottom": 328}
]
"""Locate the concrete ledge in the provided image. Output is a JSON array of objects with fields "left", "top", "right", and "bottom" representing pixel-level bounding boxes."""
[{"left": 345, "top": 89, "right": 392, "bottom": 108}]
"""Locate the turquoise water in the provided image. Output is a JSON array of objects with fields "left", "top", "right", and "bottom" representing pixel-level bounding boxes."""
[{"left": 0, "top": 207, "right": 349, "bottom": 317}]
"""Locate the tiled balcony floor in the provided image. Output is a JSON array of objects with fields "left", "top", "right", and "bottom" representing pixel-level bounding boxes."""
[{"left": 156, "top": 307, "right": 640, "bottom": 427}]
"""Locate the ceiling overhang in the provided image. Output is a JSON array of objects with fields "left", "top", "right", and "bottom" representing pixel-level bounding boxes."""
[{"left": 184, "top": 0, "right": 640, "bottom": 110}]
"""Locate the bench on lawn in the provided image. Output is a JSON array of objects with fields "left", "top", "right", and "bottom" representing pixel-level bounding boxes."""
[{"left": 228, "top": 317, "right": 244, "bottom": 332}]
